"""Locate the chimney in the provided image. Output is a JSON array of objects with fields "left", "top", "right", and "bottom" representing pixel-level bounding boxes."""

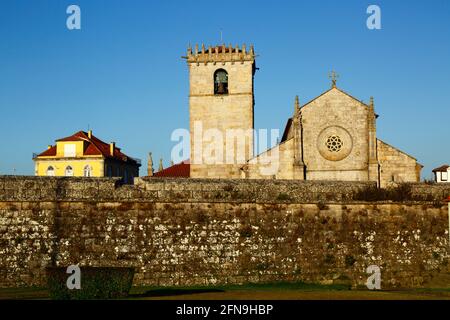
[
  {"left": 88, "top": 130, "right": 92, "bottom": 139},
  {"left": 110, "top": 142, "right": 115, "bottom": 156},
  {"left": 47, "top": 145, "right": 52, "bottom": 150}
]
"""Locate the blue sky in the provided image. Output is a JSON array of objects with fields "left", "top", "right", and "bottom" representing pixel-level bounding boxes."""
[{"left": 0, "top": 0, "right": 449, "bottom": 179}]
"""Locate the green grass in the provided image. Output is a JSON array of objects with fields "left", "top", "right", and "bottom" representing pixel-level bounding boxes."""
[
  {"left": 0, "top": 286, "right": 48, "bottom": 300},
  {"left": 130, "top": 281, "right": 350, "bottom": 296},
  {"left": 1, "top": 281, "right": 449, "bottom": 300}
]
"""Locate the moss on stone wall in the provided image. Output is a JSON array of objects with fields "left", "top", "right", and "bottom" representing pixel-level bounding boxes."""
[{"left": 0, "top": 176, "right": 449, "bottom": 289}]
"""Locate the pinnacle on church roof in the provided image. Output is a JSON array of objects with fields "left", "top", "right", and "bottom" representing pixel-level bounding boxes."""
[
  {"left": 294, "top": 95, "right": 300, "bottom": 115},
  {"left": 147, "top": 152, "right": 154, "bottom": 176}
]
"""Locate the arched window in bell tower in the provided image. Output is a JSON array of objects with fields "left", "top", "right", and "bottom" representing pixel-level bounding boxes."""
[{"left": 214, "top": 69, "right": 228, "bottom": 95}]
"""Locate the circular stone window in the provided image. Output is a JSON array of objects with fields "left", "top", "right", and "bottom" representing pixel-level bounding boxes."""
[
  {"left": 317, "top": 126, "right": 353, "bottom": 161},
  {"left": 325, "top": 135, "right": 343, "bottom": 152}
]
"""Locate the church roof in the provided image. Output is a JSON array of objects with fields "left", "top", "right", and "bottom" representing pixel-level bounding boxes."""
[
  {"left": 153, "top": 160, "right": 190, "bottom": 178},
  {"left": 302, "top": 86, "right": 371, "bottom": 109},
  {"left": 281, "top": 86, "right": 379, "bottom": 142},
  {"left": 376, "top": 138, "right": 422, "bottom": 166}
]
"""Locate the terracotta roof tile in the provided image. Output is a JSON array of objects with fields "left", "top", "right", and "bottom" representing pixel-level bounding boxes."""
[
  {"left": 37, "top": 130, "right": 139, "bottom": 165},
  {"left": 153, "top": 161, "right": 190, "bottom": 178},
  {"left": 37, "top": 145, "right": 57, "bottom": 157}
]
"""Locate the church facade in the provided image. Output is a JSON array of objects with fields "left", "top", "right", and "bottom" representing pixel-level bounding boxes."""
[
  {"left": 243, "top": 87, "right": 422, "bottom": 187},
  {"left": 175, "top": 44, "right": 422, "bottom": 187}
]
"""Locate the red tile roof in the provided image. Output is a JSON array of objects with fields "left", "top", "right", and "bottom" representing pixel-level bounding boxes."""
[
  {"left": 36, "top": 130, "right": 139, "bottom": 165},
  {"left": 38, "top": 145, "right": 57, "bottom": 157},
  {"left": 153, "top": 160, "right": 190, "bottom": 178}
]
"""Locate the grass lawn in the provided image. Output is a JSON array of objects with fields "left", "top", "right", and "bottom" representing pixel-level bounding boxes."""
[{"left": 1, "top": 282, "right": 450, "bottom": 300}]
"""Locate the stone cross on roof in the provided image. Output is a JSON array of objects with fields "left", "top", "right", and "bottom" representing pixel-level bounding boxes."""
[{"left": 328, "top": 70, "right": 339, "bottom": 88}]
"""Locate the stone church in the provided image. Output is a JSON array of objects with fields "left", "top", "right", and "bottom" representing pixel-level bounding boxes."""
[{"left": 152, "top": 44, "right": 422, "bottom": 187}]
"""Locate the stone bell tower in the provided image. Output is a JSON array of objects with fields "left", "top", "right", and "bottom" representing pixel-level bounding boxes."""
[{"left": 183, "top": 44, "right": 256, "bottom": 178}]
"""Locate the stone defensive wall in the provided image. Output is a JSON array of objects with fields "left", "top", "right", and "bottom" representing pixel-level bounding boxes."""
[{"left": 0, "top": 176, "right": 449, "bottom": 289}]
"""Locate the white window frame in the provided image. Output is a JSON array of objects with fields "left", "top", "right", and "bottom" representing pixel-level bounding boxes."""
[
  {"left": 46, "top": 166, "right": 55, "bottom": 176},
  {"left": 64, "top": 144, "right": 76, "bottom": 157},
  {"left": 65, "top": 166, "right": 74, "bottom": 177},
  {"left": 83, "top": 165, "right": 92, "bottom": 177}
]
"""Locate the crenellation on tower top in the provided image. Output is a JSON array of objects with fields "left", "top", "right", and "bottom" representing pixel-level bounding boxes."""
[{"left": 182, "top": 43, "right": 256, "bottom": 64}]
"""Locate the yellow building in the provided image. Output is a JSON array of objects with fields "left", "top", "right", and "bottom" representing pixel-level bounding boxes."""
[{"left": 33, "top": 130, "right": 141, "bottom": 183}]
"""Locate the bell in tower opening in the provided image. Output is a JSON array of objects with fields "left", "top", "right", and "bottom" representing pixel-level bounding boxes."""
[{"left": 214, "top": 69, "right": 228, "bottom": 94}]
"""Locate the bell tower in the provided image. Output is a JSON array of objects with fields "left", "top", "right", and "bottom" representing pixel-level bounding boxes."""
[{"left": 183, "top": 44, "right": 256, "bottom": 178}]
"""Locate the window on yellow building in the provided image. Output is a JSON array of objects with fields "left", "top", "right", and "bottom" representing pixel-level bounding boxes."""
[
  {"left": 84, "top": 165, "right": 92, "bottom": 177},
  {"left": 65, "top": 166, "right": 73, "bottom": 177},
  {"left": 46, "top": 166, "right": 55, "bottom": 176},
  {"left": 64, "top": 144, "right": 76, "bottom": 157}
]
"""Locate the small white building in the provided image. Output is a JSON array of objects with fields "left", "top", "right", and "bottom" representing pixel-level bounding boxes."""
[{"left": 433, "top": 164, "right": 450, "bottom": 183}]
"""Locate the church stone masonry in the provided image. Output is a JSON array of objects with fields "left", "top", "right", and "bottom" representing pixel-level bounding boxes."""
[{"left": 183, "top": 44, "right": 422, "bottom": 187}]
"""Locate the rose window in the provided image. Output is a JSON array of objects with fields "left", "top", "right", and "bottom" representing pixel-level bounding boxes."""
[{"left": 325, "top": 135, "right": 343, "bottom": 152}]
